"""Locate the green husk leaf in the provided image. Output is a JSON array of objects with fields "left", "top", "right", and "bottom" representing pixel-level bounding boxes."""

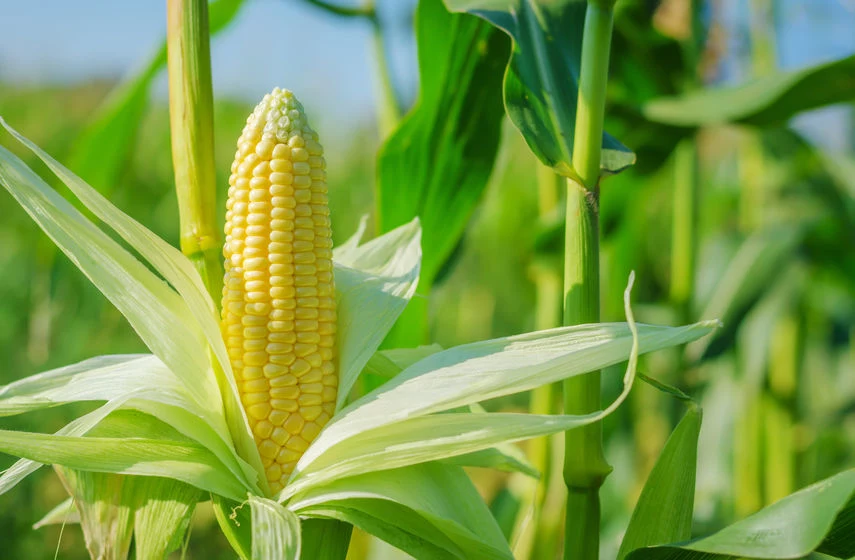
[
  {"left": 53, "top": 471, "right": 200, "bottom": 560},
  {"left": 133, "top": 477, "right": 202, "bottom": 559},
  {"left": 441, "top": 444, "right": 539, "bottom": 478},
  {"left": 1, "top": 396, "right": 134, "bottom": 494},
  {"left": 333, "top": 218, "right": 422, "bottom": 410},
  {"left": 363, "top": 345, "right": 445, "bottom": 380},
  {"left": 445, "top": 0, "right": 635, "bottom": 177},
  {"left": 0, "top": 409, "right": 247, "bottom": 501},
  {"left": 643, "top": 55, "right": 855, "bottom": 128},
  {"left": 213, "top": 494, "right": 252, "bottom": 560},
  {"left": 0, "top": 140, "right": 213, "bottom": 411},
  {"left": 376, "top": 0, "right": 510, "bottom": 290},
  {"left": 56, "top": 469, "right": 135, "bottom": 560},
  {"left": 249, "top": 495, "right": 301, "bottom": 560},
  {"left": 300, "top": 519, "right": 353, "bottom": 560},
  {"left": 617, "top": 405, "right": 701, "bottom": 559},
  {"left": 0, "top": 354, "right": 257, "bottom": 494},
  {"left": 284, "top": 276, "right": 715, "bottom": 496},
  {"left": 626, "top": 469, "right": 855, "bottom": 559},
  {"left": 292, "top": 462, "right": 513, "bottom": 560},
  {"left": 33, "top": 498, "right": 78, "bottom": 529},
  {"left": 0, "top": 119, "right": 265, "bottom": 492},
  {"left": 294, "top": 319, "right": 716, "bottom": 489}
]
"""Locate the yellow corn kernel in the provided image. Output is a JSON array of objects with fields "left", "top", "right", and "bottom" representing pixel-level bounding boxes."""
[{"left": 221, "top": 88, "right": 337, "bottom": 494}]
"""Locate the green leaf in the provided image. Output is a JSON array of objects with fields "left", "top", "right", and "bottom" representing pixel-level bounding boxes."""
[
  {"left": 376, "top": 0, "right": 510, "bottom": 288},
  {"left": 687, "top": 227, "right": 801, "bottom": 363},
  {"left": 285, "top": 279, "right": 717, "bottom": 497},
  {"left": 0, "top": 354, "right": 256, "bottom": 495},
  {"left": 132, "top": 477, "right": 202, "bottom": 559},
  {"left": 291, "top": 462, "right": 513, "bottom": 560},
  {"left": 440, "top": 444, "right": 539, "bottom": 478},
  {"left": 643, "top": 55, "right": 855, "bottom": 128},
  {"left": 1, "top": 395, "right": 134, "bottom": 495},
  {"left": 0, "top": 141, "right": 212, "bottom": 409},
  {"left": 617, "top": 405, "right": 701, "bottom": 560},
  {"left": 249, "top": 495, "right": 301, "bottom": 560},
  {"left": 297, "top": 320, "right": 717, "bottom": 486},
  {"left": 626, "top": 469, "right": 855, "bottom": 559},
  {"left": 300, "top": 519, "right": 353, "bottom": 560},
  {"left": 55, "top": 469, "right": 134, "bottom": 560},
  {"left": 445, "top": 0, "right": 635, "bottom": 177},
  {"left": 65, "top": 0, "right": 247, "bottom": 194},
  {"left": 0, "top": 119, "right": 265, "bottom": 490},
  {"left": 0, "top": 409, "right": 248, "bottom": 501},
  {"left": 333, "top": 218, "right": 422, "bottom": 409},
  {"left": 53, "top": 470, "right": 201, "bottom": 560},
  {"left": 33, "top": 498, "right": 79, "bottom": 529},
  {"left": 213, "top": 495, "right": 252, "bottom": 560}
]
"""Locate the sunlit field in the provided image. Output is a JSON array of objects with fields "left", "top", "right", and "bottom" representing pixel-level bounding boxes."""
[{"left": 1, "top": 1, "right": 853, "bottom": 559}]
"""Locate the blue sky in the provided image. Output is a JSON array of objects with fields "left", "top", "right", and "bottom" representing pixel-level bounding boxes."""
[{"left": 0, "top": 0, "right": 419, "bottom": 126}]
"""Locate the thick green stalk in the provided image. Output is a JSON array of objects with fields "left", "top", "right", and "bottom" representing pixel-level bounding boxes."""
[
  {"left": 166, "top": 0, "right": 222, "bottom": 300},
  {"left": 562, "top": 4, "right": 614, "bottom": 559}
]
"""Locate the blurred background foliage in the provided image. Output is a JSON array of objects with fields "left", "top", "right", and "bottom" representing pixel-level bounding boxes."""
[{"left": 1, "top": 0, "right": 854, "bottom": 558}]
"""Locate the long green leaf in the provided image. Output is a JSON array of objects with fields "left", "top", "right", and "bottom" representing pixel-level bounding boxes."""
[
  {"left": 292, "top": 462, "right": 513, "bottom": 560},
  {"left": 0, "top": 410, "right": 247, "bottom": 501},
  {"left": 687, "top": 227, "right": 801, "bottom": 362},
  {"left": 376, "top": 0, "right": 509, "bottom": 289},
  {"left": 0, "top": 353, "right": 256, "bottom": 494},
  {"left": 297, "top": 320, "right": 717, "bottom": 480},
  {"left": 0, "top": 142, "right": 212, "bottom": 408},
  {"left": 643, "top": 55, "right": 855, "bottom": 127},
  {"left": 626, "top": 469, "right": 855, "bottom": 559},
  {"left": 446, "top": 0, "right": 635, "bottom": 177},
  {"left": 617, "top": 405, "right": 702, "bottom": 559},
  {"left": 0, "top": 119, "right": 264, "bottom": 489}
]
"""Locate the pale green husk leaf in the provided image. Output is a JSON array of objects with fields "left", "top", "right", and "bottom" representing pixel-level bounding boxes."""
[
  {"left": 249, "top": 495, "right": 301, "bottom": 560},
  {"left": 288, "top": 316, "right": 716, "bottom": 496},
  {"left": 33, "top": 498, "right": 78, "bottom": 529},
  {"left": 333, "top": 218, "right": 422, "bottom": 409},
  {"left": 292, "top": 462, "right": 512, "bottom": 560}
]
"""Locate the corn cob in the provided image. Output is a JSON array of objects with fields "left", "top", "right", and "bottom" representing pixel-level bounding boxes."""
[{"left": 222, "top": 88, "right": 336, "bottom": 493}]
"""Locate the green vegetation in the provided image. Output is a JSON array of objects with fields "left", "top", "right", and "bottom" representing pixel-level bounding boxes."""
[{"left": 1, "top": 0, "right": 855, "bottom": 558}]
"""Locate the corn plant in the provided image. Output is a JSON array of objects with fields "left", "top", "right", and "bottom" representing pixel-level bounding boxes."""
[{"left": 2, "top": 0, "right": 855, "bottom": 559}]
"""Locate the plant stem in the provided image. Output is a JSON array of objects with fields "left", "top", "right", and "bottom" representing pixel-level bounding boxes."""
[
  {"left": 765, "top": 309, "right": 800, "bottom": 502},
  {"left": 370, "top": 16, "right": 401, "bottom": 137},
  {"left": 562, "top": 4, "right": 614, "bottom": 559},
  {"left": 670, "top": 137, "right": 698, "bottom": 317},
  {"left": 515, "top": 166, "right": 563, "bottom": 559},
  {"left": 166, "top": 0, "right": 223, "bottom": 300}
]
